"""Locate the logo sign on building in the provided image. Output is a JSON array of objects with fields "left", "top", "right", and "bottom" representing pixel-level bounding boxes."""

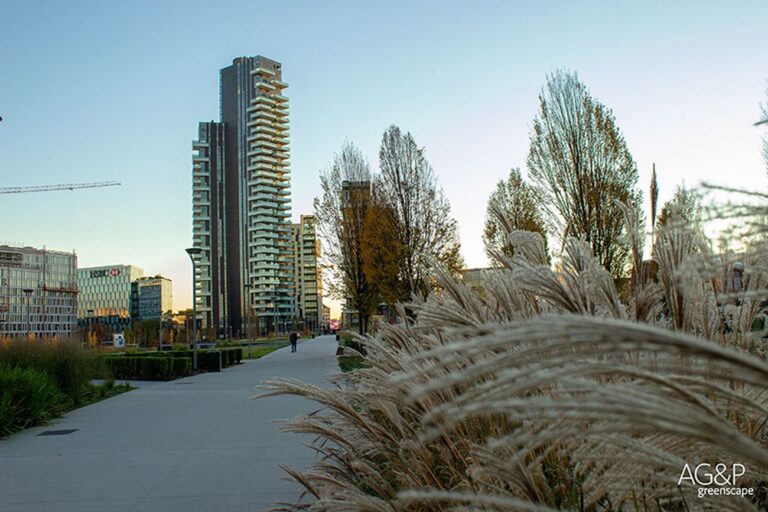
[
  {"left": 90, "top": 268, "right": 122, "bottom": 278},
  {"left": 113, "top": 334, "right": 125, "bottom": 348}
]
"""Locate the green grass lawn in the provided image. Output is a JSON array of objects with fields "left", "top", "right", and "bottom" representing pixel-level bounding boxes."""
[{"left": 242, "top": 341, "right": 290, "bottom": 359}]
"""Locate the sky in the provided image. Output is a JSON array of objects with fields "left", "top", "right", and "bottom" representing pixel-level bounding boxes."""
[{"left": 1, "top": 0, "right": 767, "bottom": 314}]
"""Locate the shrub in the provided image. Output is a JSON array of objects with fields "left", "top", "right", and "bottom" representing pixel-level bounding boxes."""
[
  {"left": 337, "top": 355, "right": 369, "bottom": 373},
  {"left": 199, "top": 351, "right": 221, "bottom": 372},
  {"left": 103, "top": 356, "right": 176, "bottom": 380},
  {"left": 0, "top": 364, "right": 63, "bottom": 437},
  {"left": 103, "top": 356, "right": 138, "bottom": 380},
  {"left": 172, "top": 357, "right": 192, "bottom": 377},
  {"left": 138, "top": 357, "right": 172, "bottom": 380},
  {"left": 342, "top": 337, "right": 367, "bottom": 356}
]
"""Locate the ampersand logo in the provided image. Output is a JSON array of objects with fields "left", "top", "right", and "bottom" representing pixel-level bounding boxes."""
[{"left": 678, "top": 462, "right": 753, "bottom": 500}]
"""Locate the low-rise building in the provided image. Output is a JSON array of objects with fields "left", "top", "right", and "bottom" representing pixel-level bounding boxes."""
[{"left": 0, "top": 245, "right": 78, "bottom": 337}]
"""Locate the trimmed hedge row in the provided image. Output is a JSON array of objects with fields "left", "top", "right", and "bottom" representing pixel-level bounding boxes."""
[
  {"left": 103, "top": 356, "right": 192, "bottom": 381},
  {"left": 166, "top": 348, "right": 243, "bottom": 370},
  {"left": 103, "top": 348, "right": 241, "bottom": 380}
]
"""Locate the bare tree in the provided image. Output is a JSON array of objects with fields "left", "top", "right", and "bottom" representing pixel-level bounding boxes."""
[
  {"left": 378, "top": 126, "right": 464, "bottom": 298},
  {"left": 528, "top": 70, "right": 642, "bottom": 278},
  {"left": 313, "top": 142, "right": 379, "bottom": 334},
  {"left": 482, "top": 168, "right": 547, "bottom": 266}
]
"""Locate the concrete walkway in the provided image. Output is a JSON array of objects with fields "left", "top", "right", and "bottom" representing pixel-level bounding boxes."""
[{"left": 0, "top": 335, "right": 340, "bottom": 512}]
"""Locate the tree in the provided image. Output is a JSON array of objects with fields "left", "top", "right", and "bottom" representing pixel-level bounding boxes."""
[
  {"left": 361, "top": 189, "right": 408, "bottom": 304},
  {"left": 527, "top": 70, "right": 642, "bottom": 278},
  {"left": 649, "top": 163, "right": 659, "bottom": 255},
  {"left": 482, "top": 168, "right": 547, "bottom": 266},
  {"left": 761, "top": 84, "right": 768, "bottom": 172},
  {"left": 378, "top": 126, "right": 464, "bottom": 298},
  {"left": 314, "top": 142, "right": 379, "bottom": 334},
  {"left": 656, "top": 184, "right": 700, "bottom": 229},
  {"left": 650, "top": 164, "right": 659, "bottom": 229}
]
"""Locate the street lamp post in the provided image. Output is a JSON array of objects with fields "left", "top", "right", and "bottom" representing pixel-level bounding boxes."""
[
  {"left": 186, "top": 247, "right": 202, "bottom": 370},
  {"left": 271, "top": 302, "right": 277, "bottom": 337},
  {"left": 158, "top": 311, "right": 163, "bottom": 351},
  {"left": 23, "top": 288, "right": 33, "bottom": 337},
  {"left": 243, "top": 283, "right": 252, "bottom": 341},
  {"left": 87, "top": 308, "right": 94, "bottom": 345}
]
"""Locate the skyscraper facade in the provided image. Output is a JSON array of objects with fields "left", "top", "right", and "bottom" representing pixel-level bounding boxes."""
[
  {"left": 192, "top": 121, "right": 227, "bottom": 335},
  {"left": 193, "top": 56, "right": 293, "bottom": 337}
]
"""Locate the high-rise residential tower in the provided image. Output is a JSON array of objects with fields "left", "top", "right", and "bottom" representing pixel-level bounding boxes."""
[
  {"left": 291, "top": 215, "right": 323, "bottom": 332},
  {"left": 193, "top": 56, "right": 293, "bottom": 337},
  {"left": 193, "top": 121, "right": 227, "bottom": 335}
]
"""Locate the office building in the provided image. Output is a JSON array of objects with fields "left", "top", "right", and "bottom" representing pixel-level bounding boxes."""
[
  {"left": 136, "top": 276, "right": 173, "bottom": 320},
  {"left": 291, "top": 215, "right": 323, "bottom": 332},
  {"left": 193, "top": 55, "right": 293, "bottom": 337},
  {"left": 0, "top": 245, "right": 78, "bottom": 337},
  {"left": 77, "top": 265, "right": 144, "bottom": 332}
]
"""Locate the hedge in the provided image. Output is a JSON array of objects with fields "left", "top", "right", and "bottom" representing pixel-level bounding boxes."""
[
  {"left": 172, "top": 358, "right": 192, "bottom": 377},
  {"left": 103, "top": 347, "right": 241, "bottom": 379},
  {"left": 103, "top": 356, "right": 191, "bottom": 381}
]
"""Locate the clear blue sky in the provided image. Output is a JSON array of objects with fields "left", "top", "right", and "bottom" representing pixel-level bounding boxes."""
[{"left": 2, "top": 0, "right": 767, "bottom": 312}]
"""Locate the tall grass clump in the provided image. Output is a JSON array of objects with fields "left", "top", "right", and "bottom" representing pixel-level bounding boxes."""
[
  {"left": 0, "top": 337, "right": 103, "bottom": 406},
  {"left": 260, "top": 196, "right": 768, "bottom": 511},
  {"left": 0, "top": 364, "right": 63, "bottom": 437}
]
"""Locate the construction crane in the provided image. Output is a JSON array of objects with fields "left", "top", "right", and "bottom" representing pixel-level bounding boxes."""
[{"left": 0, "top": 182, "right": 121, "bottom": 195}]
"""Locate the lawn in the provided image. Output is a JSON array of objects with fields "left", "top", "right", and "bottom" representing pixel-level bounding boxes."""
[{"left": 242, "top": 341, "right": 290, "bottom": 359}]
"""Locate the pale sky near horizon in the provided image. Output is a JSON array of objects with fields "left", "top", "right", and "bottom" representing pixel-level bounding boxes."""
[{"left": 1, "top": 0, "right": 767, "bottom": 314}]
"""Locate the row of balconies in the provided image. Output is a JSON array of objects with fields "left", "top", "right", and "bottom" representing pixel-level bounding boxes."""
[{"left": 249, "top": 66, "right": 275, "bottom": 77}]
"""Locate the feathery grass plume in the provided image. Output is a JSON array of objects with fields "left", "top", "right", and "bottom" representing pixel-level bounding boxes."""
[{"left": 259, "top": 193, "right": 768, "bottom": 511}]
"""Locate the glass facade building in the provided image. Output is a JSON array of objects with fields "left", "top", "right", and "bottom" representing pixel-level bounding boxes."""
[
  {"left": 0, "top": 245, "right": 78, "bottom": 337},
  {"left": 77, "top": 265, "right": 144, "bottom": 332},
  {"left": 136, "top": 276, "right": 173, "bottom": 320}
]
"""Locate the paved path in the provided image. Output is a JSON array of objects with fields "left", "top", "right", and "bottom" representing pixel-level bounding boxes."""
[{"left": 0, "top": 335, "right": 339, "bottom": 512}]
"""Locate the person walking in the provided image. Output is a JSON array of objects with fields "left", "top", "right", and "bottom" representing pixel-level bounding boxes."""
[{"left": 289, "top": 330, "right": 298, "bottom": 353}]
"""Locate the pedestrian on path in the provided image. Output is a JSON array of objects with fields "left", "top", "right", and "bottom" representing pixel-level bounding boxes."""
[{"left": 290, "top": 330, "right": 298, "bottom": 353}]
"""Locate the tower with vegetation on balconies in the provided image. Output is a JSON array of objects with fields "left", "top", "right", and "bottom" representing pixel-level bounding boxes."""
[{"left": 193, "top": 56, "right": 293, "bottom": 338}]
